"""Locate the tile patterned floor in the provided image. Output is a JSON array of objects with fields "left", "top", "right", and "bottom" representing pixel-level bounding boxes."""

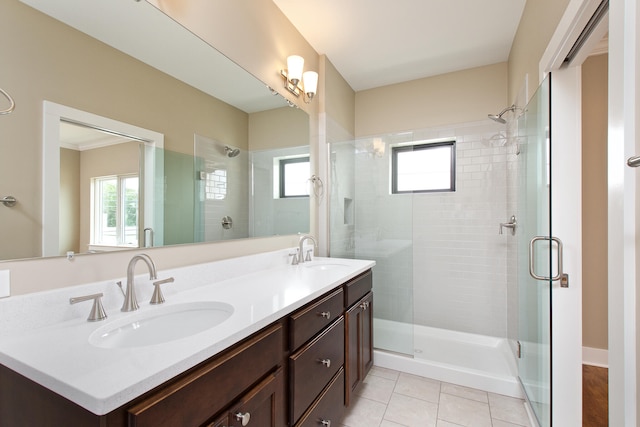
[{"left": 340, "top": 366, "right": 531, "bottom": 427}]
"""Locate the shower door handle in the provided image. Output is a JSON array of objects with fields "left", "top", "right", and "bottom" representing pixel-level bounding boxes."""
[{"left": 529, "top": 236, "right": 568, "bottom": 287}]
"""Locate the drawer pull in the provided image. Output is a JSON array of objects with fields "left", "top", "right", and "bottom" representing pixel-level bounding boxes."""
[
  {"left": 320, "top": 420, "right": 331, "bottom": 426},
  {"left": 359, "top": 301, "right": 370, "bottom": 310},
  {"left": 235, "top": 411, "right": 251, "bottom": 426},
  {"left": 318, "top": 358, "right": 331, "bottom": 368},
  {"left": 318, "top": 311, "right": 331, "bottom": 319}
]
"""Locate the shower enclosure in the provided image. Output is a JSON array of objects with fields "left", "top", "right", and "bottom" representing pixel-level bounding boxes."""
[
  {"left": 329, "top": 77, "right": 553, "bottom": 426},
  {"left": 329, "top": 119, "right": 520, "bottom": 394}
]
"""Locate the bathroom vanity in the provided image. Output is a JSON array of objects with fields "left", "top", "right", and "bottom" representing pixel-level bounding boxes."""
[{"left": 0, "top": 252, "right": 374, "bottom": 426}]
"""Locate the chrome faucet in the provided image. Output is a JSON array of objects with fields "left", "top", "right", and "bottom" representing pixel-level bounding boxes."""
[
  {"left": 298, "top": 235, "right": 317, "bottom": 264},
  {"left": 121, "top": 253, "right": 157, "bottom": 312}
]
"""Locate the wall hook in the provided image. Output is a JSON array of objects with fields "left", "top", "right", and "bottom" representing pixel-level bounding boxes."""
[{"left": 1, "top": 196, "right": 16, "bottom": 207}]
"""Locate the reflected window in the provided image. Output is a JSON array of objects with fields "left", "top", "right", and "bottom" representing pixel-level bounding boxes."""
[
  {"left": 91, "top": 175, "right": 139, "bottom": 247},
  {"left": 279, "top": 156, "right": 310, "bottom": 198},
  {"left": 204, "top": 169, "right": 227, "bottom": 200},
  {"left": 391, "top": 141, "right": 456, "bottom": 194}
]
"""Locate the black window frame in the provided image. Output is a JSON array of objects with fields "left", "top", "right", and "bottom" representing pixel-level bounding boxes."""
[
  {"left": 391, "top": 140, "right": 456, "bottom": 194},
  {"left": 279, "top": 156, "right": 310, "bottom": 198}
]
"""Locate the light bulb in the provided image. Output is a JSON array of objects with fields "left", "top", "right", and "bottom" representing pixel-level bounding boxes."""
[{"left": 287, "top": 55, "right": 304, "bottom": 85}]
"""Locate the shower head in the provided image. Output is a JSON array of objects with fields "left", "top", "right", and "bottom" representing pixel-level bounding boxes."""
[
  {"left": 488, "top": 114, "right": 507, "bottom": 124},
  {"left": 225, "top": 146, "right": 240, "bottom": 158},
  {"left": 488, "top": 104, "right": 519, "bottom": 124}
]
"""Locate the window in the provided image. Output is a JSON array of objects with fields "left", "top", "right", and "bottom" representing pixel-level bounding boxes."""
[
  {"left": 279, "top": 156, "right": 310, "bottom": 198},
  {"left": 203, "top": 169, "right": 227, "bottom": 200},
  {"left": 91, "top": 174, "right": 139, "bottom": 247},
  {"left": 391, "top": 141, "right": 455, "bottom": 194}
]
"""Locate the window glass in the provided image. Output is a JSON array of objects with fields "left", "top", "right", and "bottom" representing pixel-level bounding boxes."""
[
  {"left": 392, "top": 141, "right": 455, "bottom": 193},
  {"left": 92, "top": 174, "right": 138, "bottom": 246},
  {"left": 280, "top": 157, "right": 310, "bottom": 198}
]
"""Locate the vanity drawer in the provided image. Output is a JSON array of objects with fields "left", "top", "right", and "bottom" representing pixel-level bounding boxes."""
[
  {"left": 290, "top": 317, "right": 344, "bottom": 424},
  {"left": 344, "top": 270, "right": 373, "bottom": 308},
  {"left": 128, "top": 323, "right": 283, "bottom": 427},
  {"left": 295, "top": 368, "right": 345, "bottom": 427},
  {"left": 290, "top": 287, "right": 344, "bottom": 350}
]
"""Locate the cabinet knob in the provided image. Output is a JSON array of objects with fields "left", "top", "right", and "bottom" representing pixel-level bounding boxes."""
[
  {"left": 319, "top": 311, "right": 331, "bottom": 319},
  {"left": 235, "top": 411, "right": 251, "bottom": 426},
  {"left": 318, "top": 358, "right": 331, "bottom": 368},
  {"left": 359, "top": 302, "right": 368, "bottom": 310},
  {"left": 320, "top": 420, "right": 331, "bottom": 426}
]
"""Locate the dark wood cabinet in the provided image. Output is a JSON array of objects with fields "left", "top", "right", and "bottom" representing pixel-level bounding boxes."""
[
  {"left": 344, "top": 278, "right": 374, "bottom": 406},
  {"left": 289, "top": 317, "right": 344, "bottom": 423},
  {"left": 128, "top": 324, "right": 284, "bottom": 427},
  {"left": 295, "top": 368, "right": 345, "bottom": 427},
  {"left": 207, "top": 367, "right": 285, "bottom": 427},
  {"left": 0, "top": 268, "right": 374, "bottom": 427}
]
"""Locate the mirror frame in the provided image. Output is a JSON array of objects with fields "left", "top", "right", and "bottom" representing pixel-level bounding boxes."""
[{"left": 42, "top": 101, "right": 165, "bottom": 257}]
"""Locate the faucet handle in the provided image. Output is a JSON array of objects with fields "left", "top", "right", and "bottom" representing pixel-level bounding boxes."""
[
  {"left": 289, "top": 249, "right": 299, "bottom": 265},
  {"left": 150, "top": 277, "right": 174, "bottom": 305},
  {"left": 70, "top": 293, "right": 107, "bottom": 322},
  {"left": 305, "top": 248, "right": 313, "bottom": 262}
]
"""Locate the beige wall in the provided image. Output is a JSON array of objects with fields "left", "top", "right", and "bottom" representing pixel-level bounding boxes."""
[
  {"left": 354, "top": 63, "right": 508, "bottom": 137},
  {"left": 147, "top": 0, "right": 319, "bottom": 118},
  {"left": 0, "top": 0, "right": 313, "bottom": 295},
  {"left": 321, "top": 56, "right": 356, "bottom": 138},
  {"left": 249, "top": 107, "right": 309, "bottom": 151},
  {"left": 582, "top": 53, "right": 608, "bottom": 350},
  {"left": 0, "top": 0, "right": 248, "bottom": 262},
  {"left": 507, "top": 0, "right": 571, "bottom": 103},
  {"left": 59, "top": 149, "right": 81, "bottom": 255}
]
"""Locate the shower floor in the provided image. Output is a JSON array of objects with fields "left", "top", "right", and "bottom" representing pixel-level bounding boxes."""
[{"left": 374, "top": 318, "right": 523, "bottom": 397}]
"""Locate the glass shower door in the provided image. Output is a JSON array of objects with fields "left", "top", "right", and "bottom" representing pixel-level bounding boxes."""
[{"left": 517, "top": 75, "right": 551, "bottom": 426}]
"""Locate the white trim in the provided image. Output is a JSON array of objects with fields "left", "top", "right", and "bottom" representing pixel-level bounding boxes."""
[
  {"left": 548, "top": 66, "right": 584, "bottom": 427},
  {"left": 608, "top": 0, "right": 639, "bottom": 425},
  {"left": 42, "top": 101, "right": 164, "bottom": 257},
  {"left": 539, "top": 0, "right": 607, "bottom": 80},
  {"left": 583, "top": 346, "right": 609, "bottom": 367}
]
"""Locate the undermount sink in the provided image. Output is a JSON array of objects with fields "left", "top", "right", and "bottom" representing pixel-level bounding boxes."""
[
  {"left": 89, "top": 301, "right": 234, "bottom": 349},
  {"left": 302, "top": 260, "right": 352, "bottom": 271}
]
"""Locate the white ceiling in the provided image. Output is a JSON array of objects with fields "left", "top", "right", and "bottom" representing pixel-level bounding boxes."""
[{"left": 272, "top": 0, "right": 527, "bottom": 91}]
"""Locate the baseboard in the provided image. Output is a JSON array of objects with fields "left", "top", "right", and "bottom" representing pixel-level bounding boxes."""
[{"left": 582, "top": 346, "right": 608, "bottom": 367}]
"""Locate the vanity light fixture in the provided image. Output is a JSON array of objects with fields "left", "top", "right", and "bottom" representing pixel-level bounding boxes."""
[{"left": 281, "top": 55, "right": 318, "bottom": 104}]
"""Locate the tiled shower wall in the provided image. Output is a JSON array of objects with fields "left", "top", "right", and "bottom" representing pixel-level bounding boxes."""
[
  {"left": 331, "top": 120, "right": 516, "bottom": 339},
  {"left": 409, "top": 121, "right": 515, "bottom": 337},
  {"left": 194, "top": 134, "right": 249, "bottom": 242}
]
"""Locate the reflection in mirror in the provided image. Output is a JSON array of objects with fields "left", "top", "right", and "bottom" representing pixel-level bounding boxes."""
[
  {"left": 43, "top": 101, "right": 164, "bottom": 257},
  {"left": 1, "top": 0, "right": 310, "bottom": 261}
]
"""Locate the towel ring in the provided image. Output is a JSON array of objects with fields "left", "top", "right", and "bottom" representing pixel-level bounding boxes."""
[{"left": 0, "top": 87, "right": 16, "bottom": 115}]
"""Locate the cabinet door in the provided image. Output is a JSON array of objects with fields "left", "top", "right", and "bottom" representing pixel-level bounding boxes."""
[
  {"left": 345, "top": 292, "right": 373, "bottom": 406},
  {"left": 227, "top": 367, "right": 285, "bottom": 427},
  {"left": 361, "top": 293, "right": 373, "bottom": 376}
]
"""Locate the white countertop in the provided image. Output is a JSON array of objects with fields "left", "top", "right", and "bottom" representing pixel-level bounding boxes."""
[{"left": 0, "top": 251, "right": 374, "bottom": 415}]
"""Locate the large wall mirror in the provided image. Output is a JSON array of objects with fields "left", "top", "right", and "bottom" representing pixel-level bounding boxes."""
[{"left": 0, "top": 0, "right": 310, "bottom": 261}]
